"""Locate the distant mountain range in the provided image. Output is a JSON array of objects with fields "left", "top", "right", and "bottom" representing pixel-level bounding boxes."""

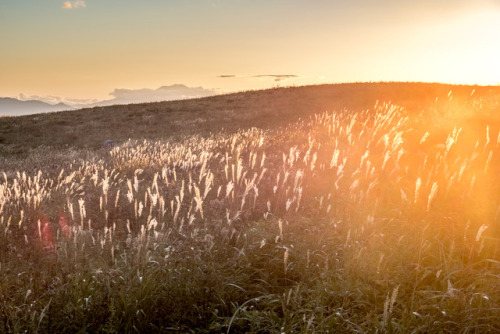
[
  {"left": 1, "top": 84, "right": 216, "bottom": 116},
  {"left": 0, "top": 98, "right": 73, "bottom": 116}
]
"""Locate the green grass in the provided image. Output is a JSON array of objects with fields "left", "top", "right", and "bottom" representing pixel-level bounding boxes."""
[{"left": 1, "top": 83, "right": 500, "bottom": 332}]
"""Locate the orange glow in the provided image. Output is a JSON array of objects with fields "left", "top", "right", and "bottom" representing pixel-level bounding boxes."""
[{"left": 0, "top": 1, "right": 498, "bottom": 101}]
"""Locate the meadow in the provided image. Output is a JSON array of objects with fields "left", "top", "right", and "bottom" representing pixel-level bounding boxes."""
[{"left": 1, "top": 83, "right": 500, "bottom": 332}]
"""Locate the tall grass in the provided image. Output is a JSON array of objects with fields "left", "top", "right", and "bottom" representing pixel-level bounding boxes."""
[{"left": 1, "top": 95, "right": 500, "bottom": 332}]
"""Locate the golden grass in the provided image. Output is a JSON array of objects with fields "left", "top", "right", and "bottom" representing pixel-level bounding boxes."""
[{"left": 1, "top": 84, "right": 500, "bottom": 331}]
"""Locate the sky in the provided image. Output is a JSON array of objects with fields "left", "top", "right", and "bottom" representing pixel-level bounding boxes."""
[{"left": 1, "top": 0, "right": 499, "bottom": 104}]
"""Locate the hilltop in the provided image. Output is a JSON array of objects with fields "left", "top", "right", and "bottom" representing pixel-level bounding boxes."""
[{"left": 1, "top": 82, "right": 499, "bottom": 156}]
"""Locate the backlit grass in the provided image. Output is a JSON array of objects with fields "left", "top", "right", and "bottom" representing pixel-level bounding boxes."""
[{"left": 1, "top": 84, "right": 500, "bottom": 332}]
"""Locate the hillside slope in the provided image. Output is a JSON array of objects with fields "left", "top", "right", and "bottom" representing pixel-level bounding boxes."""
[
  {"left": 2, "top": 82, "right": 500, "bottom": 332},
  {"left": 0, "top": 82, "right": 499, "bottom": 156}
]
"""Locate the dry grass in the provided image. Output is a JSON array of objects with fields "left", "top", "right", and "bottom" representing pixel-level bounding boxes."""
[
  {"left": 1, "top": 83, "right": 500, "bottom": 332},
  {"left": 1, "top": 82, "right": 499, "bottom": 156}
]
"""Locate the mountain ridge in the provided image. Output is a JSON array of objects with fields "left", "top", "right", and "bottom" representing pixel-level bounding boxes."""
[{"left": 0, "top": 97, "right": 73, "bottom": 116}]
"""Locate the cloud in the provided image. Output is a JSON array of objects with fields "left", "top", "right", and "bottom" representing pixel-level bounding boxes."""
[
  {"left": 18, "top": 93, "right": 98, "bottom": 108},
  {"left": 19, "top": 93, "right": 63, "bottom": 105},
  {"left": 95, "top": 84, "right": 217, "bottom": 106},
  {"left": 16, "top": 84, "right": 216, "bottom": 109},
  {"left": 218, "top": 74, "right": 299, "bottom": 82},
  {"left": 62, "top": 1, "right": 86, "bottom": 9},
  {"left": 254, "top": 75, "right": 299, "bottom": 82}
]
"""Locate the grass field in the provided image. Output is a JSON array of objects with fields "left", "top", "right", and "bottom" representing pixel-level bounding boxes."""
[{"left": 1, "top": 82, "right": 500, "bottom": 332}]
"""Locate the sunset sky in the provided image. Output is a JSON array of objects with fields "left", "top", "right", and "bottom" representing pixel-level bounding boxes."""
[{"left": 1, "top": 0, "right": 499, "bottom": 104}]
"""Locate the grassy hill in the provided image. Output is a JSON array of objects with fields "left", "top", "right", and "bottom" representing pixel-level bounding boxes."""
[
  {"left": 1, "top": 82, "right": 499, "bottom": 155},
  {"left": 2, "top": 82, "right": 500, "bottom": 332}
]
